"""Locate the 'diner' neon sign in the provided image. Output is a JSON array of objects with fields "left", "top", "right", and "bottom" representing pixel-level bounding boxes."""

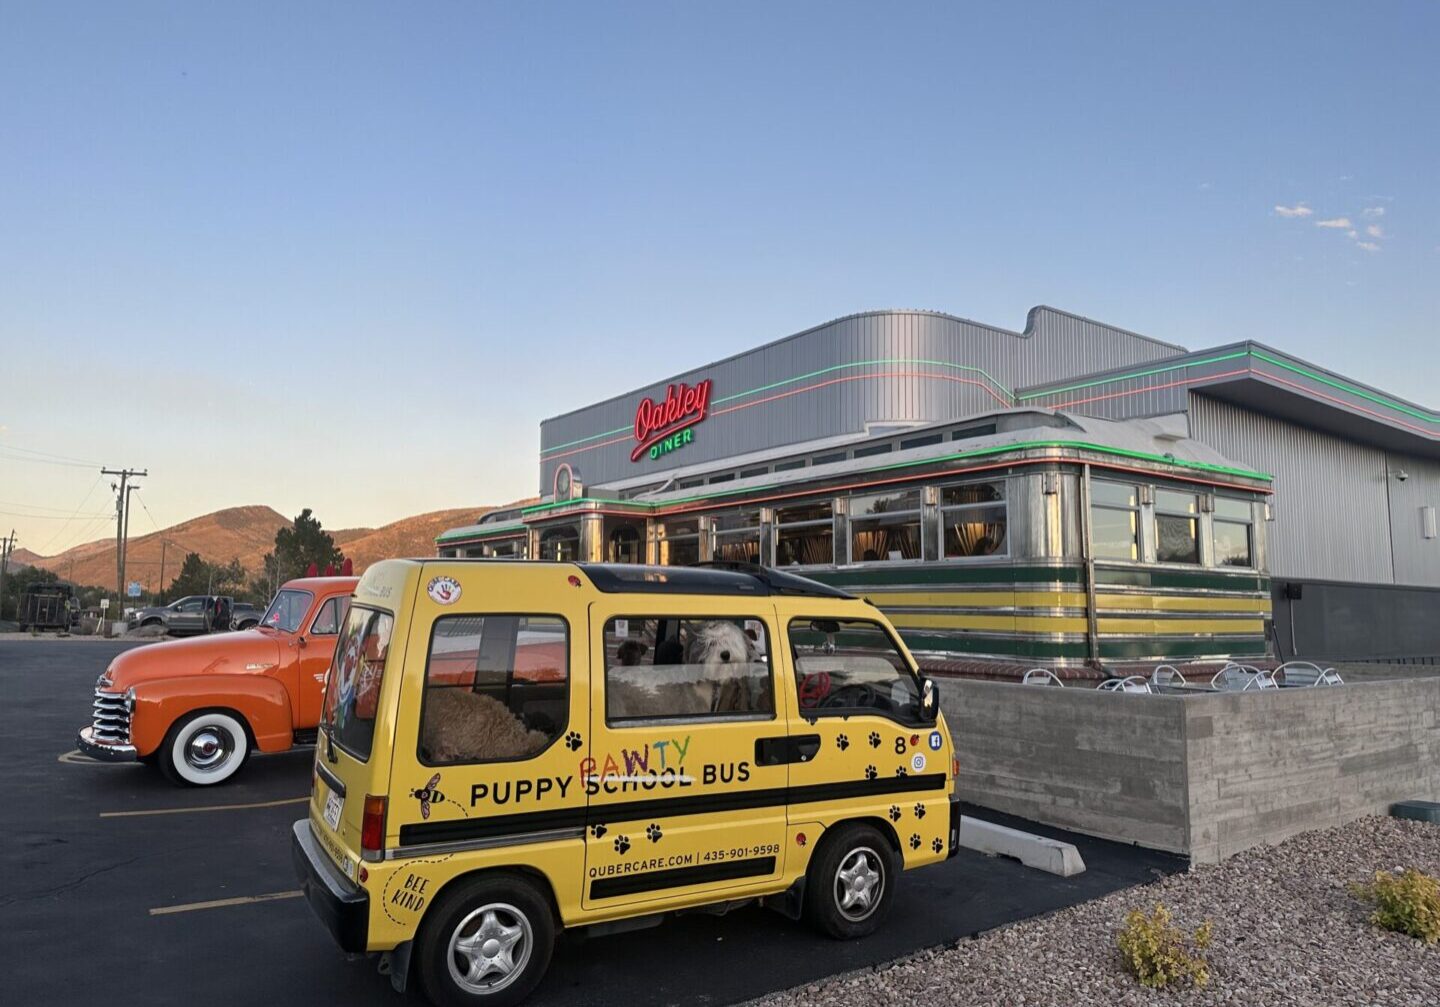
[{"left": 631, "top": 379, "right": 713, "bottom": 462}]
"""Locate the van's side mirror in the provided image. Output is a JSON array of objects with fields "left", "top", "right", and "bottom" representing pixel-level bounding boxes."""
[{"left": 920, "top": 676, "right": 938, "bottom": 719}]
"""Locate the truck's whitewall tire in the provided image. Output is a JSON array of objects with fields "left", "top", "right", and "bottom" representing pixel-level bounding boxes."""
[{"left": 159, "top": 711, "right": 251, "bottom": 786}]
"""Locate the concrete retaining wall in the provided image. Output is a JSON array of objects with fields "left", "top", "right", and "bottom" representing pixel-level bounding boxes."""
[{"left": 939, "top": 674, "right": 1440, "bottom": 864}]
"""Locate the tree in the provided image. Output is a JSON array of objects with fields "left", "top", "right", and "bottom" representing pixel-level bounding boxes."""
[
  {"left": 260, "top": 509, "right": 345, "bottom": 594},
  {"left": 0, "top": 565, "right": 59, "bottom": 622},
  {"left": 168, "top": 553, "right": 213, "bottom": 598}
]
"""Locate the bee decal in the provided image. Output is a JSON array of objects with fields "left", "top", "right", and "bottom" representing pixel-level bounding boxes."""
[{"left": 410, "top": 773, "right": 445, "bottom": 819}]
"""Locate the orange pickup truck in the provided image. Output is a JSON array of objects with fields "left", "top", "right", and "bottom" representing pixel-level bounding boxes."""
[{"left": 78, "top": 576, "right": 358, "bottom": 786}]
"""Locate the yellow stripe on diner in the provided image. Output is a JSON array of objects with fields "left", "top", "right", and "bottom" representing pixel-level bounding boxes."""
[
  {"left": 865, "top": 591, "right": 1088, "bottom": 609},
  {"left": 1096, "top": 617, "right": 1266, "bottom": 636},
  {"left": 886, "top": 612, "right": 1090, "bottom": 634},
  {"left": 1094, "top": 594, "right": 1272, "bottom": 614}
]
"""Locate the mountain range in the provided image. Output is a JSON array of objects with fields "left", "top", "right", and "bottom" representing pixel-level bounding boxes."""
[{"left": 11, "top": 504, "right": 495, "bottom": 591}]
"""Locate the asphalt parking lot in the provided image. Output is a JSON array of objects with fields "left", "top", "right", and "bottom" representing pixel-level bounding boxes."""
[{"left": 3, "top": 638, "right": 1185, "bottom": 1006}]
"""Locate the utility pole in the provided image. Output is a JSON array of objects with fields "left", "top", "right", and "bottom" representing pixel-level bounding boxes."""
[
  {"left": 102, "top": 467, "right": 147, "bottom": 606},
  {"left": 158, "top": 539, "right": 168, "bottom": 602},
  {"left": 0, "top": 530, "right": 14, "bottom": 623}
]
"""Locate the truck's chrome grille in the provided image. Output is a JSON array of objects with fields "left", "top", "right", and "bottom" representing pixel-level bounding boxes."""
[{"left": 91, "top": 689, "right": 132, "bottom": 744}]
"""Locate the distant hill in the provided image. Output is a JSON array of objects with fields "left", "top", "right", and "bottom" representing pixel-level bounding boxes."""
[{"left": 20, "top": 504, "right": 496, "bottom": 591}]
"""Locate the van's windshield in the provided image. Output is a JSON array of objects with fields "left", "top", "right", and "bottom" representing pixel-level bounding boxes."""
[{"left": 322, "top": 605, "right": 394, "bottom": 761}]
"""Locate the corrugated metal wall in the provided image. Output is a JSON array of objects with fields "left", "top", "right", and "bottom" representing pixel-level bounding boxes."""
[
  {"left": 1189, "top": 395, "right": 1395, "bottom": 583},
  {"left": 540, "top": 307, "right": 1181, "bottom": 490},
  {"left": 1385, "top": 453, "right": 1440, "bottom": 588}
]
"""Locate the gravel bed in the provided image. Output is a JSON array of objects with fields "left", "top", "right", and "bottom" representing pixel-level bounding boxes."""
[{"left": 759, "top": 816, "right": 1439, "bottom": 1007}]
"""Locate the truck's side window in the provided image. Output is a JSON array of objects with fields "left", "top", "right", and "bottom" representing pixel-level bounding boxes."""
[
  {"left": 419, "top": 615, "right": 569, "bottom": 766},
  {"left": 604, "top": 617, "right": 773, "bottom": 724},
  {"left": 788, "top": 618, "right": 923, "bottom": 723},
  {"left": 310, "top": 597, "right": 350, "bottom": 636}
]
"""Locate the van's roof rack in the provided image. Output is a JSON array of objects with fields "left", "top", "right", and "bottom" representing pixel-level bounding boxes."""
[{"left": 578, "top": 562, "right": 853, "bottom": 599}]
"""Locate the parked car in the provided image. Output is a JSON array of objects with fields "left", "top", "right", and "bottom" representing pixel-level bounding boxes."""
[
  {"left": 78, "top": 576, "right": 358, "bottom": 785},
  {"left": 125, "top": 595, "right": 228, "bottom": 635},
  {"left": 292, "top": 559, "right": 955, "bottom": 1006},
  {"left": 18, "top": 582, "right": 78, "bottom": 632},
  {"left": 230, "top": 601, "right": 264, "bottom": 631}
]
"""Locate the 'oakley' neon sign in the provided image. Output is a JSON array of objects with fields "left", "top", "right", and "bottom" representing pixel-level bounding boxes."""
[{"left": 632, "top": 379, "right": 713, "bottom": 462}]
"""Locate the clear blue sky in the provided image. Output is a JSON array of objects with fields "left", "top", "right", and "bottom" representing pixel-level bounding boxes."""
[{"left": 2, "top": 1, "right": 1436, "bottom": 555}]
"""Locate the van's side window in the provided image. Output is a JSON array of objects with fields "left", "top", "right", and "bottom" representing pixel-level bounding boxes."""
[
  {"left": 604, "top": 617, "right": 773, "bottom": 724},
  {"left": 419, "top": 615, "right": 569, "bottom": 765},
  {"left": 788, "top": 618, "right": 922, "bottom": 722}
]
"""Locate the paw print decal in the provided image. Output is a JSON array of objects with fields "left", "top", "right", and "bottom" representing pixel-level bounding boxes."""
[
  {"left": 564, "top": 731, "right": 583, "bottom": 751},
  {"left": 909, "top": 833, "right": 922, "bottom": 851},
  {"left": 590, "top": 824, "right": 607, "bottom": 839},
  {"left": 932, "top": 838, "right": 945, "bottom": 854},
  {"left": 836, "top": 733, "right": 850, "bottom": 751},
  {"left": 868, "top": 731, "right": 881, "bottom": 749},
  {"left": 914, "top": 803, "right": 926, "bottom": 820},
  {"left": 645, "top": 823, "right": 663, "bottom": 843},
  {"left": 613, "top": 835, "right": 630, "bottom": 855},
  {"left": 888, "top": 805, "right": 901, "bottom": 822},
  {"left": 895, "top": 766, "right": 908, "bottom": 777},
  {"left": 864, "top": 765, "right": 878, "bottom": 781}
]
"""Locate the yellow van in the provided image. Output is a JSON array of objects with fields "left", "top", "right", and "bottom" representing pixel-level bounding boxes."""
[{"left": 292, "top": 560, "right": 957, "bottom": 1006}]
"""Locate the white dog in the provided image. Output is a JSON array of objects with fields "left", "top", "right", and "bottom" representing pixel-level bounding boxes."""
[{"left": 608, "top": 621, "right": 765, "bottom": 719}]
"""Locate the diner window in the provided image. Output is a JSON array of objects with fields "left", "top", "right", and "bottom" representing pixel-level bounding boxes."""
[
  {"left": 487, "top": 538, "right": 526, "bottom": 559},
  {"left": 774, "top": 459, "right": 806, "bottom": 472},
  {"left": 813, "top": 452, "right": 846, "bottom": 466},
  {"left": 1214, "top": 497, "right": 1255, "bottom": 568},
  {"left": 708, "top": 473, "right": 735, "bottom": 484},
  {"left": 941, "top": 481, "right": 1008, "bottom": 558},
  {"left": 538, "top": 525, "right": 580, "bottom": 562},
  {"left": 952, "top": 423, "right": 997, "bottom": 441},
  {"left": 419, "top": 615, "right": 568, "bottom": 765},
  {"left": 853, "top": 443, "right": 893, "bottom": 459},
  {"left": 713, "top": 510, "right": 761, "bottom": 565},
  {"left": 604, "top": 617, "right": 773, "bottom": 723},
  {"left": 1154, "top": 489, "right": 1200, "bottom": 565},
  {"left": 788, "top": 618, "right": 923, "bottom": 723},
  {"left": 740, "top": 467, "right": 768, "bottom": 478},
  {"left": 1090, "top": 481, "right": 1140, "bottom": 561},
  {"left": 607, "top": 524, "right": 643, "bottom": 564},
  {"left": 775, "top": 502, "right": 834, "bottom": 567},
  {"left": 658, "top": 519, "right": 701, "bottom": 566},
  {"left": 849, "top": 489, "right": 922, "bottom": 562},
  {"left": 900, "top": 433, "right": 943, "bottom": 450}
]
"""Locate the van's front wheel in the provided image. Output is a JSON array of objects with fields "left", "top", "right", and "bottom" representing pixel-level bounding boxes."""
[{"left": 417, "top": 875, "right": 554, "bottom": 1007}]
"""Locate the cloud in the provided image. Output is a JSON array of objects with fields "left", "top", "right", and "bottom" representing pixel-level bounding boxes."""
[
  {"left": 1366, "top": 224, "right": 1384, "bottom": 238},
  {"left": 1316, "top": 217, "right": 1352, "bottom": 229},
  {"left": 1363, "top": 206, "right": 1385, "bottom": 218},
  {"left": 1198, "top": 182, "right": 1213, "bottom": 191},
  {"left": 1274, "top": 203, "right": 1314, "bottom": 218},
  {"left": 1347, "top": 230, "right": 1358, "bottom": 238},
  {"left": 1356, "top": 241, "right": 1381, "bottom": 253}
]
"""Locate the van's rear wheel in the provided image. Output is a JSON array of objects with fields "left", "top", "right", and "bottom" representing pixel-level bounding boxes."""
[
  {"left": 417, "top": 875, "right": 554, "bottom": 1007},
  {"left": 158, "top": 711, "right": 250, "bottom": 786},
  {"left": 803, "top": 823, "right": 897, "bottom": 939}
]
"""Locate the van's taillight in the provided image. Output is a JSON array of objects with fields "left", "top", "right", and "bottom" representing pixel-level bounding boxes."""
[
  {"left": 361, "top": 795, "right": 387, "bottom": 854},
  {"left": 952, "top": 756, "right": 961, "bottom": 778}
]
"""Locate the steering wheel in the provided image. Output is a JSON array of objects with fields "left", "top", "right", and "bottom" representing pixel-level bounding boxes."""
[{"left": 817, "top": 683, "right": 880, "bottom": 710}]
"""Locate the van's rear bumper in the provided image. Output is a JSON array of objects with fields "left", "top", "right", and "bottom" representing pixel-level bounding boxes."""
[{"left": 291, "top": 819, "right": 368, "bottom": 953}]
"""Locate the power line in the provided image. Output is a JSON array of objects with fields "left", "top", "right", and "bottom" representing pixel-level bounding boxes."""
[
  {"left": 0, "top": 449, "right": 98, "bottom": 470},
  {"left": 0, "top": 508, "right": 113, "bottom": 521},
  {"left": 0, "top": 444, "right": 104, "bottom": 466},
  {"left": 35, "top": 474, "right": 106, "bottom": 555}
]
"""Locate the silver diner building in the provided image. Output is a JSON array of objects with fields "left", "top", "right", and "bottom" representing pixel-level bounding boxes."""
[{"left": 440, "top": 307, "right": 1440, "bottom": 671}]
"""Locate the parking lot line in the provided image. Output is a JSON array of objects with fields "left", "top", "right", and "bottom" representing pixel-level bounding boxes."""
[
  {"left": 149, "top": 890, "right": 303, "bottom": 916},
  {"left": 100, "top": 796, "right": 308, "bottom": 818}
]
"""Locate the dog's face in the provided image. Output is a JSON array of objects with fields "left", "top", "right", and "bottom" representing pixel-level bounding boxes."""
[
  {"left": 616, "top": 639, "right": 649, "bottom": 666},
  {"left": 685, "top": 621, "right": 753, "bottom": 671}
]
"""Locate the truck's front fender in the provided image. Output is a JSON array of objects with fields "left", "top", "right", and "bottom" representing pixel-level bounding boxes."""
[{"left": 130, "top": 676, "right": 295, "bottom": 756}]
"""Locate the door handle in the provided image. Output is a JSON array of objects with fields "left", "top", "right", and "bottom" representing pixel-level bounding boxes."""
[{"left": 755, "top": 734, "right": 822, "bottom": 766}]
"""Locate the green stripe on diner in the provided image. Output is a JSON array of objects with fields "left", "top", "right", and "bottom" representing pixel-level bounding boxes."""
[
  {"left": 1015, "top": 350, "right": 1252, "bottom": 402},
  {"left": 896, "top": 631, "right": 1089, "bottom": 660},
  {"left": 541, "top": 357, "right": 1017, "bottom": 456},
  {"left": 1249, "top": 350, "right": 1440, "bottom": 425},
  {"left": 1093, "top": 567, "right": 1270, "bottom": 592},
  {"left": 436, "top": 522, "right": 528, "bottom": 543},
  {"left": 808, "top": 565, "right": 1083, "bottom": 588},
  {"left": 899, "top": 631, "right": 1267, "bottom": 663}
]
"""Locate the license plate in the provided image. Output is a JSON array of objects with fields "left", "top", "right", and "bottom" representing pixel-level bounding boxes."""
[{"left": 323, "top": 790, "right": 343, "bottom": 832}]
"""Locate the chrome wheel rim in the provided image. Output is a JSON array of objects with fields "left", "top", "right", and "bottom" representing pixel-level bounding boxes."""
[
  {"left": 185, "top": 727, "right": 234, "bottom": 771},
  {"left": 834, "top": 846, "right": 884, "bottom": 922},
  {"left": 447, "top": 902, "right": 532, "bottom": 994}
]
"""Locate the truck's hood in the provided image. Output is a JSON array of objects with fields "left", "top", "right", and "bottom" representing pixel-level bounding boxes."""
[{"left": 100, "top": 631, "right": 285, "bottom": 690}]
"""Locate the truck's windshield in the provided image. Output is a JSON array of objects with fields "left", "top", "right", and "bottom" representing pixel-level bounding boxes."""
[{"left": 260, "top": 589, "right": 313, "bottom": 633}]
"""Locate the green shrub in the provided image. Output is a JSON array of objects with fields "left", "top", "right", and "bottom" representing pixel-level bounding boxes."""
[
  {"left": 1350, "top": 868, "right": 1440, "bottom": 944},
  {"left": 1116, "top": 903, "right": 1213, "bottom": 989}
]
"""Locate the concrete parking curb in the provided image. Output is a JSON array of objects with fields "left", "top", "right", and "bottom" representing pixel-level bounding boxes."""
[{"left": 958, "top": 816, "right": 1087, "bottom": 877}]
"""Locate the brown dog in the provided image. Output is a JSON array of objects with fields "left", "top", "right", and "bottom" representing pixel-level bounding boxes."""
[{"left": 421, "top": 688, "right": 549, "bottom": 763}]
